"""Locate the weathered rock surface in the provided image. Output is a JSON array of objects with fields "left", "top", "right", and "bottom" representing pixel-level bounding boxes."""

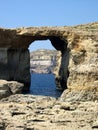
[
  {"left": 0, "top": 80, "right": 23, "bottom": 99},
  {"left": 0, "top": 22, "right": 98, "bottom": 92},
  {"left": 60, "top": 86, "right": 98, "bottom": 102},
  {"left": 0, "top": 94, "right": 98, "bottom": 130}
]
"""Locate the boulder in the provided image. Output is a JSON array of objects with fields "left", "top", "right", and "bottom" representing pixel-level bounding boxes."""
[{"left": 0, "top": 80, "right": 24, "bottom": 99}]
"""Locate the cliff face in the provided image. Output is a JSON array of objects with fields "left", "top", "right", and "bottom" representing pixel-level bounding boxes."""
[
  {"left": 30, "top": 49, "right": 57, "bottom": 73},
  {"left": 0, "top": 22, "right": 98, "bottom": 92}
]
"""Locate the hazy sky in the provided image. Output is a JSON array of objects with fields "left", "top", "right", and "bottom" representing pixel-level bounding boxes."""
[{"left": 0, "top": 0, "right": 98, "bottom": 51}]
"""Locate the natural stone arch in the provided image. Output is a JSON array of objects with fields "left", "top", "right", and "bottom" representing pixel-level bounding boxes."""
[
  {"left": 0, "top": 23, "right": 97, "bottom": 93},
  {"left": 0, "top": 27, "right": 70, "bottom": 91}
]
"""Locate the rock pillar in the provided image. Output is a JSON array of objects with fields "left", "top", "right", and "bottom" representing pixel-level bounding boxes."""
[
  {"left": 59, "top": 49, "right": 70, "bottom": 90},
  {"left": 0, "top": 48, "right": 30, "bottom": 91}
]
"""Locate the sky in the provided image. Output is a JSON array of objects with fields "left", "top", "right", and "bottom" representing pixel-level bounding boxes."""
[{"left": 0, "top": 0, "right": 98, "bottom": 51}]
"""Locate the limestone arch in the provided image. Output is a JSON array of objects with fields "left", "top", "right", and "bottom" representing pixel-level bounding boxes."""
[
  {"left": 0, "top": 24, "right": 97, "bottom": 94},
  {"left": 0, "top": 27, "right": 70, "bottom": 92}
]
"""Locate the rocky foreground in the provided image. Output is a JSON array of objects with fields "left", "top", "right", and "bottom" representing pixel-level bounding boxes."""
[
  {"left": 0, "top": 80, "right": 98, "bottom": 130},
  {"left": 0, "top": 94, "right": 98, "bottom": 130}
]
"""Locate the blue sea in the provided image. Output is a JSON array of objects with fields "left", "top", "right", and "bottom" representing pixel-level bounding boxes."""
[{"left": 29, "top": 73, "right": 62, "bottom": 98}]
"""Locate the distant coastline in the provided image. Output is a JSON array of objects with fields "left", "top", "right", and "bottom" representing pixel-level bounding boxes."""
[{"left": 30, "top": 49, "right": 58, "bottom": 74}]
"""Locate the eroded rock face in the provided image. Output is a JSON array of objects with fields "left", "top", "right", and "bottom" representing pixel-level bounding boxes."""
[
  {"left": 67, "top": 39, "right": 98, "bottom": 90},
  {"left": 0, "top": 22, "right": 98, "bottom": 92}
]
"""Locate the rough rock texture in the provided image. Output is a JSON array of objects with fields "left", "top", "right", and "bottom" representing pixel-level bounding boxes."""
[
  {"left": 0, "top": 22, "right": 98, "bottom": 92},
  {"left": 0, "top": 80, "right": 23, "bottom": 99},
  {"left": 0, "top": 94, "right": 98, "bottom": 130}
]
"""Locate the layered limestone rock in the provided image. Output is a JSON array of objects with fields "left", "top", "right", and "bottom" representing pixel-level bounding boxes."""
[
  {"left": 0, "top": 22, "right": 98, "bottom": 92},
  {"left": 30, "top": 49, "right": 57, "bottom": 73}
]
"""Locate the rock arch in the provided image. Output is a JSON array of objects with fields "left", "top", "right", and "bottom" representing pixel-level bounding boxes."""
[
  {"left": 0, "top": 23, "right": 98, "bottom": 92},
  {"left": 0, "top": 27, "right": 70, "bottom": 91}
]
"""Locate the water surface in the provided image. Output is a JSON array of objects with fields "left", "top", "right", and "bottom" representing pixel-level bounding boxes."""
[{"left": 29, "top": 73, "right": 62, "bottom": 98}]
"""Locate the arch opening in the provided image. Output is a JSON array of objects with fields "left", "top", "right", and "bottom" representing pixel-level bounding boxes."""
[
  {"left": 27, "top": 36, "right": 69, "bottom": 96},
  {"left": 29, "top": 39, "right": 55, "bottom": 52},
  {"left": 29, "top": 40, "right": 60, "bottom": 97},
  {"left": 29, "top": 40, "right": 57, "bottom": 75}
]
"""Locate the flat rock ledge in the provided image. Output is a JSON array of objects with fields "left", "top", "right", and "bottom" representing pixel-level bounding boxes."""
[
  {"left": 0, "top": 80, "right": 24, "bottom": 99},
  {"left": 0, "top": 94, "right": 98, "bottom": 130}
]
